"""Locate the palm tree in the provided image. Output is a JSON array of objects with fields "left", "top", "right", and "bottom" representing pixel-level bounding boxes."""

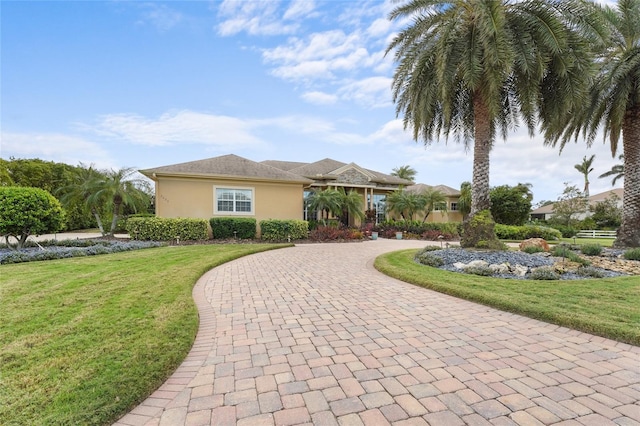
[
  {"left": 391, "top": 165, "right": 417, "bottom": 183},
  {"left": 57, "top": 164, "right": 107, "bottom": 235},
  {"left": 386, "top": 0, "right": 601, "bottom": 246},
  {"left": 599, "top": 155, "right": 625, "bottom": 186},
  {"left": 549, "top": 0, "right": 639, "bottom": 247},
  {"left": 386, "top": 189, "right": 426, "bottom": 221},
  {"left": 307, "top": 188, "right": 342, "bottom": 225},
  {"left": 87, "top": 167, "right": 151, "bottom": 236},
  {"left": 336, "top": 187, "right": 365, "bottom": 226},
  {"left": 420, "top": 187, "right": 447, "bottom": 223},
  {"left": 574, "top": 154, "right": 596, "bottom": 198}
]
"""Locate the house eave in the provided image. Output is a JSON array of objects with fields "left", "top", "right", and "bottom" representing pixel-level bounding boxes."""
[{"left": 141, "top": 170, "right": 313, "bottom": 185}]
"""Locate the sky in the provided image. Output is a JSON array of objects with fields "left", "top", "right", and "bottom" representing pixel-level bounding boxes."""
[{"left": 1, "top": 0, "right": 623, "bottom": 205}]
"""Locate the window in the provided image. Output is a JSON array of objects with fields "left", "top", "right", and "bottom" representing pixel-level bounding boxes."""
[
  {"left": 450, "top": 202, "right": 458, "bottom": 211},
  {"left": 303, "top": 190, "right": 315, "bottom": 221},
  {"left": 373, "top": 194, "right": 386, "bottom": 224},
  {"left": 214, "top": 187, "right": 253, "bottom": 214},
  {"left": 434, "top": 202, "right": 447, "bottom": 211}
]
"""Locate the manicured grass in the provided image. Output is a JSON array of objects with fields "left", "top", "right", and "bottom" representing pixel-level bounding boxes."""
[
  {"left": 559, "top": 237, "right": 615, "bottom": 247},
  {"left": 375, "top": 249, "right": 640, "bottom": 346},
  {"left": 0, "top": 244, "right": 287, "bottom": 426}
]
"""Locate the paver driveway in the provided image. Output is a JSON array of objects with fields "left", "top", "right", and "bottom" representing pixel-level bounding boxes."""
[{"left": 115, "top": 240, "right": 640, "bottom": 426}]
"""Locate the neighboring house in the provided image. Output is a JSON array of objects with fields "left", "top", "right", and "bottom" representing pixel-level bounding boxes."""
[
  {"left": 404, "top": 183, "right": 464, "bottom": 223},
  {"left": 140, "top": 154, "right": 461, "bottom": 233},
  {"left": 530, "top": 188, "right": 623, "bottom": 221}
]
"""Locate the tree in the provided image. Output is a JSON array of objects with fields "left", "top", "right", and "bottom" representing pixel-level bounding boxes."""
[
  {"left": 0, "top": 187, "right": 65, "bottom": 250},
  {"left": 457, "top": 182, "right": 472, "bottom": 221},
  {"left": 420, "top": 187, "right": 447, "bottom": 223},
  {"left": 88, "top": 168, "right": 151, "bottom": 236},
  {"left": 57, "top": 165, "right": 108, "bottom": 235},
  {"left": 390, "top": 165, "right": 417, "bottom": 183},
  {"left": 574, "top": 155, "right": 596, "bottom": 198},
  {"left": 590, "top": 192, "right": 622, "bottom": 229},
  {"left": 307, "top": 188, "right": 342, "bottom": 225},
  {"left": 490, "top": 183, "right": 533, "bottom": 226},
  {"left": 551, "top": 184, "right": 588, "bottom": 227},
  {"left": 549, "top": 0, "right": 640, "bottom": 247},
  {"left": 336, "top": 187, "right": 365, "bottom": 226},
  {"left": 386, "top": 189, "right": 425, "bottom": 221},
  {"left": 386, "top": 0, "right": 601, "bottom": 247},
  {"left": 599, "top": 154, "right": 625, "bottom": 186}
]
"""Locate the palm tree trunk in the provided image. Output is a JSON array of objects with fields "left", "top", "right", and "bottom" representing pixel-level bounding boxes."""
[
  {"left": 614, "top": 108, "right": 640, "bottom": 248},
  {"left": 471, "top": 94, "right": 492, "bottom": 215},
  {"left": 109, "top": 202, "right": 121, "bottom": 236},
  {"left": 91, "top": 207, "right": 106, "bottom": 236}
]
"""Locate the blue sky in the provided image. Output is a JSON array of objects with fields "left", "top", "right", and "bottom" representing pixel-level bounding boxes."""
[{"left": 1, "top": 0, "right": 622, "bottom": 204}]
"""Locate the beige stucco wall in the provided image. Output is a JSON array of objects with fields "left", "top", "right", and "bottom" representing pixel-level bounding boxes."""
[{"left": 153, "top": 176, "right": 305, "bottom": 235}]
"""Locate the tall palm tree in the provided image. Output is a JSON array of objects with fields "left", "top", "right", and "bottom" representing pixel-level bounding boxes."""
[
  {"left": 574, "top": 154, "right": 596, "bottom": 198},
  {"left": 391, "top": 165, "right": 417, "bottom": 183},
  {"left": 420, "top": 187, "right": 447, "bottom": 223},
  {"left": 386, "top": 0, "right": 602, "bottom": 246},
  {"left": 599, "top": 154, "right": 625, "bottom": 186},
  {"left": 87, "top": 167, "right": 151, "bottom": 236},
  {"left": 549, "top": 0, "right": 640, "bottom": 247}
]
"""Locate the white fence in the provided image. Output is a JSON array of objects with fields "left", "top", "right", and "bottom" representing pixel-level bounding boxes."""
[{"left": 576, "top": 230, "right": 617, "bottom": 239}]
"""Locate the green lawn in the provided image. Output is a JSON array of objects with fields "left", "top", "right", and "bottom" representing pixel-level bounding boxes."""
[
  {"left": 375, "top": 249, "right": 640, "bottom": 346},
  {"left": 0, "top": 243, "right": 287, "bottom": 426}
]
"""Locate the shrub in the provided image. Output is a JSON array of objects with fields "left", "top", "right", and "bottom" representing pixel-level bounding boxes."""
[
  {"left": 576, "top": 266, "right": 607, "bottom": 278},
  {"left": 475, "top": 240, "right": 508, "bottom": 250},
  {"left": 580, "top": 244, "right": 603, "bottom": 256},
  {"left": 308, "top": 226, "right": 364, "bottom": 241},
  {"left": 551, "top": 245, "right": 591, "bottom": 266},
  {"left": 376, "top": 220, "right": 460, "bottom": 239},
  {"left": 529, "top": 267, "right": 561, "bottom": 280},
  {"left": 463, "top": 265, "right": 494, "bottom": 276},
  {"left": 0, "top": 240, "right": 164, "bottom": 264},
  {"left": 495, "top": 224, "right": 562, "bottom": 241},
  {"left": 260, "top": 219, "right": 308, "bottom": 241},
  {"left": 623, "top": 248, "right": 640, "bottom": 261},
  {"left": 461, "top": 210, "right": 502, "bottom": 248},
  {"left": 522, "top": 245, "right": 545, "bottom": 254},
  {"left": 0, "top": 187, "right": 66, "bottom": 250},
  {"left": 414, "top": 252, "right": 444, "bottom": 267},
  {"left": 210, "top": 217, "right": 256, "bottom": 239},
  {"left": 126, "top": 217, "right": 208, "bottom": 241},
  {"left": 416, "top": 246, "right": 441, "bottom": 254}
]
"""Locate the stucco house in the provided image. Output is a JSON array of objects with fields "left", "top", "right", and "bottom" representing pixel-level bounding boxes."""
[
  {"left": 140, "top": 154, "right": 461, "bottom": 233},
  {"left": 405, "top": 183, "right": 464, "bottom": 223},
  {"left": 530, "top": 188, "right": 623, "bottom": 221}
]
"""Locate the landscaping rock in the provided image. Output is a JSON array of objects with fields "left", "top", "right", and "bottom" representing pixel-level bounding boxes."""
[{"left": 519, "top": 238, "right": 550, "bottom": 252}]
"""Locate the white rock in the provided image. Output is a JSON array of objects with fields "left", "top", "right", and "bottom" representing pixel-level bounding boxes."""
[
  {"left": 489, "top": 263, "right": 510, "bottom": 274},
  {"left": 512, "top": 265, "right": 529, "bottom": 276},
  {"left": 453, "top": 262, "right": 466, "bottom": 269},
  {"left": 467, "top": 260, "right": 489, "bottom": 268}
]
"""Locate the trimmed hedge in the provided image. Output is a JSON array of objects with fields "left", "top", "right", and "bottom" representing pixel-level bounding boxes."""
[
  {"left": 210, "top": 217, "right": 256, "bottom": 239},
  {"left": 260, "top": 219, "right": 308, "bottom": 241},
  {"left": 126, "top": 217, "right": 208, "bottom": 241},
  {"left": 376, "top": 220, "right": 460, "bottom": 238},
  {"left": 495, "top": 224, "right": 562, "bottom": 241}
]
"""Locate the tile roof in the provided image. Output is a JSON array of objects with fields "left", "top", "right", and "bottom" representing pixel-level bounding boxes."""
[
  {"left": 140, "top": 154, "right": 313, "bottom": 183},
  {"left": 530, "top": 188, "right": 624, "bottom": 214},
  {"left": 406, "top": 183, "right": 461, "bottom": 196}
]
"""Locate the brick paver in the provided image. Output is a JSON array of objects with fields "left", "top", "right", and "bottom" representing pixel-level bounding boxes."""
[{"left": 114, "top": 240, "right": 640, "bottom": 426}]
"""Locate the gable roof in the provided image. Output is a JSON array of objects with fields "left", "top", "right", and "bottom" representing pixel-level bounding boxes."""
[
  {"left": 406, "top": 183, "right": 461, "bottom": 196},
  {"left": 530, "top": 188, "right": 624, "bottom": 214},
  {"left": 140, "top": 154, "right": 313, "bottom": 184},
  {"left": 260, "top": 160, "right": 308, "bottom": 171},
  {"left": 279, "top": 158, "right": 411, "bottom": 185}
]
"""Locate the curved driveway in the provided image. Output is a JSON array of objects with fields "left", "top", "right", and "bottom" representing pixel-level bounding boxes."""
[{"left": 115, "top": 240, "right": 639, "bottom": 426}]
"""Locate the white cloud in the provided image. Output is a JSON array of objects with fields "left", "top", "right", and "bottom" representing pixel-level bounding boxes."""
[
  {"left": 88, "top": 110, "right": 267, "bottom": 150},
  {"left": 216, "top": 0, "right": 301, "bottom": 36},
  {"left": 138, "top": 4, "right": 183, "bottom": 31},
  {"left": 0, "top": 132, "right": 115, "bottom": 168},
  {"left": 283, "top": 0, "right": 316, "bottom": 20},
  {"left": 301, "top": 91, "right": 338, "bottom": 105},
  {"left": 338, "top": 76, "right": 392, "bottom": 108}
]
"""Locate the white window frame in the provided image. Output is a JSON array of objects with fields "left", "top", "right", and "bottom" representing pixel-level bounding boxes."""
[{"left": 214, "top": 186, "right": 255, "bottom": 215}]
